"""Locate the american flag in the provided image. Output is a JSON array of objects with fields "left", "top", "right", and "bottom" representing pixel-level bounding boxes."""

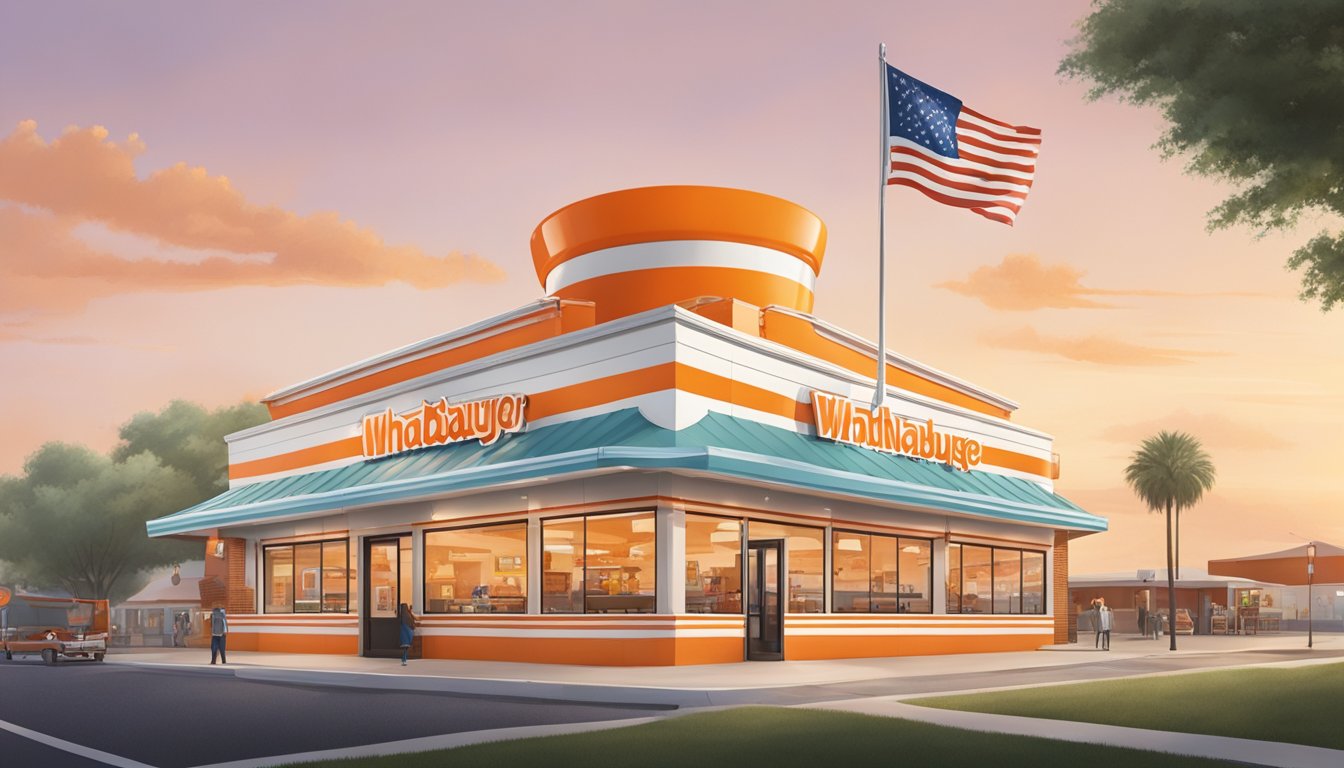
[{"left": 886, "top": 65, "right": 1040, "bottom": 226}]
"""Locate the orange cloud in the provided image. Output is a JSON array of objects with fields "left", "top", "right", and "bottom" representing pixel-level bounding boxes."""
[
  {"left": 983, "top": 325, "right": 1221, "bottom": 366},
  {"left": 0, "top": 120, "right": 503, "bottom": 317},
  {"left": 939, "top": 254, "right": 1266, "bottom": 311},
  {"left": 1099, "top": 410, "right": 1289, "bottom": 451}
]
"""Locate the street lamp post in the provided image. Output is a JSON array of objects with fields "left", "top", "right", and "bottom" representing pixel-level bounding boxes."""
[{"left": 1307, "top": 541, "right": 1316, "bottom": 650}]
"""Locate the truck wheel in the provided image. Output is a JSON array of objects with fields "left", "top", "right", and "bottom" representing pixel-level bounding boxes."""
[
  {"left": 42, "top": 648, "right": 57, "bottom": 665},
  {"left": 94, "top": 652, "right": 105, "bottom": 662}
]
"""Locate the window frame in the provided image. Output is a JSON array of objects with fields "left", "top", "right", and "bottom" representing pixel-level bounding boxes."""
[
  {"left": 946, "top": 542, "right": 1047, "bottom": 615},
  {"left": 830, "top": 528, "right": 934, "bottom": 614},
  {"left": 421, "top": 518, "right": 530, "bottom": 615},
  {"left": 539, "top": 509, "right": 658, "bottom": 615},
  {"left": 262, "top": 538, "right": 350, "bottom": 614}
]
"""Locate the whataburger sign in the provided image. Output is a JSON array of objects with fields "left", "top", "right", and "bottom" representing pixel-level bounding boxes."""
[
  {"left": 810, "top": 391, "right": 983, "bottom": 471},
  {"left": 361, "top": 393, "right": 527, "bottom": 460}
]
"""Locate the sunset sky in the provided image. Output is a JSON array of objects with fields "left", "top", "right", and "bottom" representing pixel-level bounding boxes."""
[{"left": 2, "top": 1, "right": 1340, "bottom": 573}]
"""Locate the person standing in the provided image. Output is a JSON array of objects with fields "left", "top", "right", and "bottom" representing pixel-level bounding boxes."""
[
  {"left": 1097, "top": 597, "right": 1113, "bottom": 651},
  {"left": 1090, "top": 598, "right": 1102, "bottom": 648},
  {"left": 209, "top": 606, "right": 228, "bottom": 665},
  {"left": 398, "top": 602, "right": 416, "bottom": 667}
]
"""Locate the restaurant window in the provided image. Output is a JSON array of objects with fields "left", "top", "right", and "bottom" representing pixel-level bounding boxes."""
[
  {"left": 748, "top": 520, "right": 823, "bottom": 613},
  {"left": 263, "top": 539, "right": 349, "bottom": 614},
  {"left": 946, "top": 543, "right": 1046, "bottom": 615},
  {"left": 685, "top": 515, "right": 742, "bottom": 614},
  {"left": 424, "top": 521, "right": 527, "bottom": 613},
  {"left": 542, "top": 511, "right": 656, "bottom": 613},
  {"left": 1023, "top": 551, "right": 1045, "bottom": 614},
  {"left": 832, "top": 531, "right": 933, "bottom": 613}
]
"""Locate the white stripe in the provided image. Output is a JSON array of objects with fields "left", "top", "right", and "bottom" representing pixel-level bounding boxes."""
[
  {"left": 887, "top": 171, "right": 1023, "bottom": 208},
  {"left": 956, "top": 121, "right": 1043, "bottom": 153},
  {"left": 890, "top": 138, "right": 1034, "bottom": 181},
  {"left": 190, "top": 717, "right": 660, "bottom": 768},
  {"left": 784, "top": 627, "right": 1052, "bottom": 636},
  {"left": 0, "top": 717, "right": 156, "bottom": 768},
  {"left": 545, "top": 240, "right": 817, "bottom": 295},
  {"left": 888, "top": 153, "right": 1033, "bottom": 195},
  {"left": 957, "top": 111, "right": 1041, "bottom": 141},
  {"left": 232, "top": 625, "right": 357, "bottom": 635},
  {"left": 417, "top": 627, "right": 743, "bottom": 639},
  {"left": 953, "top": 135, "right": 1039, "bottom": 165}
]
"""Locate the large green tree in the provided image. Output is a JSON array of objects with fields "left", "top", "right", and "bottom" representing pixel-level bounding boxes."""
[
  {"left": 1060, "top": 1, "right": 1344, "bottom": 311},
  {"left": 0, "top": 401, "right": 268, "bottom": 601},
  {"left": 1124, "top": 431, "right": 1216, "bottom": 650},
  {"left": 113, "top": 400, "right": 268, "bottom": 498}
]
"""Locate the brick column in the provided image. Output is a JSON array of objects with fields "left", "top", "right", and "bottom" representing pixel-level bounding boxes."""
[
  {"left": 1053, "top": 530, "right": 1071, "bottom": 644},
  {"left": 199, "top": 536, "right": 255, "bottom": 615}
]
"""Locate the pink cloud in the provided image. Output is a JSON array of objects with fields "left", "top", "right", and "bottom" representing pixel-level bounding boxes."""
[
  {"left": 0, "top": 121, "right": 503, "bottom": 318},
  {"left": 984, "top": 325, "right": 1223, "bottom": 366},
  {"left": 939, "top": 253, "right": 1267, "bottom": 311}
]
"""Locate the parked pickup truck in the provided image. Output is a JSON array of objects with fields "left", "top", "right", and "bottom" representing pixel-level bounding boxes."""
[{"left": 0, "top": 588, "right": 109, "bottom": 665}]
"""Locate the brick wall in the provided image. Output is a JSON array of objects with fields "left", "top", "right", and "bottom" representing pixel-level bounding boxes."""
[
  {"left": 197, "top": 537, "right": 254, "bottom": 615},
  {"left": 1053, "top": 530, "right": 1071, "bottom": 644}
]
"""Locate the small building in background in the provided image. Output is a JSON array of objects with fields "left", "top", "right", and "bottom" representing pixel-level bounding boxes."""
[
  {"left": 112, "top": 561, "right": 206, "bottom": 647},
  {"left": 1069, "top": 569, "right": 1282, "bottom": 636},
  {"left": 1209, "top": 542, "right": 1344, "bottom": 632}
]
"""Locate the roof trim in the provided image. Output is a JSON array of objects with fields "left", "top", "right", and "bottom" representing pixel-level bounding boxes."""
[{"left": 147, "top": 445, "right": 1104, "bottom": 538}]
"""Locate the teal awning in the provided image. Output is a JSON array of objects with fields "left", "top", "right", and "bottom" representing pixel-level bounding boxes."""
[{"left": 147, "top": 409, "right": 1105, "bottom": 537}]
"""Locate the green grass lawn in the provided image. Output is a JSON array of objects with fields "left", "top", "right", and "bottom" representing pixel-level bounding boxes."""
[
  {"left": 285, "top": 706, "right": 1238, "bottom": 768},
  {"left": 912, "top": 661, "right": 1344, "bottom": 750}
]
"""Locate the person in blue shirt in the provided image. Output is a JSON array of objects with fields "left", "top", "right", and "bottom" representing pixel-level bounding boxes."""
[
  {"left": 398, "top": 603, "right": 416, "bottom": 666},
  {"left": 209, "top": 606, "right": 228, "bottom": 664}
]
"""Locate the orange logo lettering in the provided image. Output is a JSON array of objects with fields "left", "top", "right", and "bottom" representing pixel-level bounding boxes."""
[
  {"left": 362, "top": 394, "right": 527, "bottom": 460},
  {"left": 809, "top": 391, "right": 983, "bottom": 471}
]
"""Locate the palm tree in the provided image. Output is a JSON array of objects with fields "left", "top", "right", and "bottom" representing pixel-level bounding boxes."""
[{"left": 1124, "top": 431, "right": 1215, "bottom": 651}]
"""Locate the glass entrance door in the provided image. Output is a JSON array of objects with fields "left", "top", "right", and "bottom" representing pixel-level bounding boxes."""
[
  {"left": 363, "top": 534, "right": 411, "bottom": 657},
  {"left": 746, "top": 539, "right": 784, "bottom": 660}
]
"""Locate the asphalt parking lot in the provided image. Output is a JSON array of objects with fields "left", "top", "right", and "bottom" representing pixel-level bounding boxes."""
[{"left": 0, "top": 660, "right": 657, "bottom": 768}]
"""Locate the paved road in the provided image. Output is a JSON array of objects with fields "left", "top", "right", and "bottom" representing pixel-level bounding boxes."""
[
  {"left": 0, "top": 659, "right": 660, "bottom": 768},
  {"left": 4, "top": 646, "right": 1341, "bottom": 767}
]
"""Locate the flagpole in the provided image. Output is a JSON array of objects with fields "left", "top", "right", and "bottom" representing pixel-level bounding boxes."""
[{"left": 871, "top": 43, "right": 889, "bottom": 413}]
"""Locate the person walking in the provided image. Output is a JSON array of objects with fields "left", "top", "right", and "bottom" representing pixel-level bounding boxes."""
[
  {"left": 209, "top": 606, "right": 228, "bottom": 665},
  {"left": 398, "top": 602, "right": 416, "bottom": 667},
  {"left": 1097, "top": 597, "right": 1113, "bottom": 651}
]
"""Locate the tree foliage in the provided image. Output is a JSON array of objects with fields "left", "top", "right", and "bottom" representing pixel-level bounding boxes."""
[
  {"left": 0, "top": 401, "right": 268, "bottom": 600},
  {"left": 1060, "top": 1, "right": 1344, "bottom": 310},
  {"left": 1123, "top": 431, "right": 1216, "bottom": 651}
]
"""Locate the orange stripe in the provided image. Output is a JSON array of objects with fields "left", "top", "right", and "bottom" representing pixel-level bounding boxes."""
[
  {"left": 266, "top": 302, "right": 596, "bottom": 420},
  {"left": 421, "top": 635, "right": 743, "bottom": 666},
  {"left": 758, "top": 308, "right": 1013, "bottom": 419},
  {"left": 555, "top": 266, "right": 814, "bottom": 324},
  {"left": 231, "top": 362, "right": 1049, "bottom": 480},
  {"left": 531, "top": 185, "right": 827, "bottom": 282}
]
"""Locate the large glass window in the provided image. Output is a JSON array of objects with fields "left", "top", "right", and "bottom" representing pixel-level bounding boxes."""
[
  {"left": 897, "top": 538, "right": 933, "bottom": 613},
  {"left": 264, "top": 539, "right": 349, "bottom": 614},
  {"left": 831, "top": 531, "right": 933, "bottom": 613},
  {"left": 960, "top": 545, "right": 992, "bottom": 614},
  {"left": 947, "top": 543, "right": 1046, "bottom": 615},
  {"left": 748, "top": 521, "right": 823, "bottom": 613},
  {"left": 1023, "top": 551, "right": 1046, "bottom": 614},
  {"left": 542, "top": 511, "right": 656, "bottom": 613},
  {"left": 685, "top": 515, "right": 742, "bottom": 614},
  {"left": 424, "top": 522, "right": 527, "bottom": 613},
  {"left": 993, "top": 548, "right": 1022, "bottom": 614}
]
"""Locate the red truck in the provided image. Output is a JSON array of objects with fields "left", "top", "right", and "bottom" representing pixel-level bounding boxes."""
[{"left": 0, "top": 587, "right": 109, "bottom": 664}]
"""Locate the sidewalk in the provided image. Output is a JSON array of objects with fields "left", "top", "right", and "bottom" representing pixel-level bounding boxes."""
[{"left": 106, "top": 631, "right": 1343, "bottom": 708}]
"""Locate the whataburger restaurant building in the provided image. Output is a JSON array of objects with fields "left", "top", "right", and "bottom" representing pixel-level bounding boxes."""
[{"left": 147, "top": 186, "right": 1107, "bottom": 666}]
